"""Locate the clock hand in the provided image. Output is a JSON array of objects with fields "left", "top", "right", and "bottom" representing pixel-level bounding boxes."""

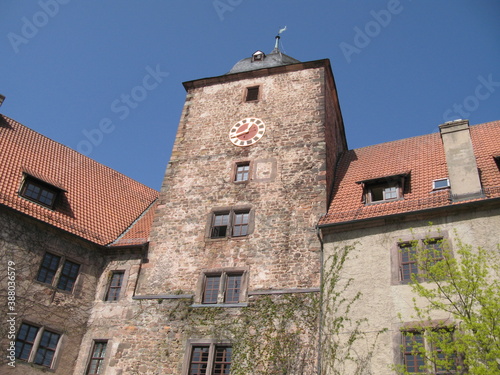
[{"left": 231, "top": 124, "right": 253, "bottom": 138}]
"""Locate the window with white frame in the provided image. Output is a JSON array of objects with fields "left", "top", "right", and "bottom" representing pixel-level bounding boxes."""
[
  {"left": 36, "top": 252, "right": 81, "bottom": 292},
  {"left": 15, "top": 323, "right": 61, "bottom": 368},
  {"left": 433, "top": 178, "right": 450, "bottom": 190}
]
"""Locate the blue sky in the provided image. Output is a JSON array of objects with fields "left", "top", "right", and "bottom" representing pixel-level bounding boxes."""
[{"left": 1, "top": 1, "right": 499, "bottom": 190}]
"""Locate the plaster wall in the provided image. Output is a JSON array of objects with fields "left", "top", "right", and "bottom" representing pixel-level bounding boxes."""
[{"left": 321, "top": 207, "right": 500, "bottom": 374}]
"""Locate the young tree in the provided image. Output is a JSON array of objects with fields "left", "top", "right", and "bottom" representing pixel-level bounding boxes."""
[{"left": 399, "top": 232, "right": 500, "bottom": 375}]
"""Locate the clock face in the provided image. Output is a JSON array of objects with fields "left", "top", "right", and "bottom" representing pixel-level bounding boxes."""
[{"left": 229, "top": 118, "right": 266, "bottom": 147}]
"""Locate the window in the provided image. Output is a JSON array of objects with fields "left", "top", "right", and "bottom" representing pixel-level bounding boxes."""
[
  {"left": 359, "top": 173, "right": 408, "bottom": 204},
  {"left": 245, "top": 86, "right": 259, "bottom": 102},
  {"left": 251, "top": 50, "right": 265, "bottom": 62},
  {"left": 433, "top": 178, "right": 450, "bottom": 190},
  {"left": 209, "top": 209, "right": 252, "bottom": 239},
  {"left": 86, "top": 341, "right": 108, "bottom": 375},
  {"left": 20, "top": 176, "right": 60, "bottom": 208},
  {"left": 188, "top": 344, "right": 232, "bottom": 375},
  {"left": 367, "top": 181, "right": 401, "bottom": 202},
  {"left": 402, "top": 328, "right": 458, "bottom": 374},
  {"left": 202, "top": 272, "right": 243, "bottom": 304},
  {"left": 105, "top": 271, "right": 124, "bottom": 301},
  {"left": 234, "top": 162, "right": 250, "bottom": 182},
  {"left": 15, "top": 323, "right": 61, "bottom": 368},
  {"left": 36, "top": 252, "right": 81, "bottom": 292},
  {"left": 399, "top": 238, "right": 444, "bottom": 282}
]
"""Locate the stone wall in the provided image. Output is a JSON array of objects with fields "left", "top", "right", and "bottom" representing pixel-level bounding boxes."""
[
  {"left": 0, "top": 208, "right": 104, "bottom": 374},
  {"left": 139, "top": 65, "right": 342, "bottom": 296}
]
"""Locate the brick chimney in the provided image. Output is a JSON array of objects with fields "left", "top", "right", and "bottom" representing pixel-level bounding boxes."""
[{"left": 439, "top": 119, "right": 483, "bottom": 201}]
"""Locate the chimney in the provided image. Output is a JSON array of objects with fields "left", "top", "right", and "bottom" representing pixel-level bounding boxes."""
[{"left": 439, "top": 119, "right": 483, "bottom": 201}]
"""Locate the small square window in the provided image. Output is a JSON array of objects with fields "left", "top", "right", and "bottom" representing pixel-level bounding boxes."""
[
  {"left": 35, "top": 252, "right": 81, "bottom": 292},
  {"left": 187, "top": 344, "right": 232, "bottom": 375},
  {"left": 232, "top": 212, "right": 249, "bottom": 237},
  {"left": 20, "top": 177, "right": 60, "bottom": 208},
  {"left": 201, "top": 272, "right": 244, "bottom": 305},
  {"left": 86, "top": 341, "right": 108, "bottom": 375},
  {"left": 105, "top": 271, "right": 125, "bottom": 301},
  {"left": 235, "top": 162, "right": 250, "bottom": 182},
  {"left": 15, "top": 323, "right": 61, "bottom": 369},
  {"left": 245, "top": 86, "right": 260, "bottom": 102},
  {"left": 433, "top": 178, "right": 450, "bottom": 190}
]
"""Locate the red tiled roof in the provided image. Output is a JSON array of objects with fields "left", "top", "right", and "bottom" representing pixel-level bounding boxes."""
[
  {"left": 110, "top": 200, "right": 158, "bottom": 247},
  {"left": 320, "top": 121, "right": 500, "bottom": 226},
  {"left": 0, "top": 115, "right": 158, "bottom": 246}
]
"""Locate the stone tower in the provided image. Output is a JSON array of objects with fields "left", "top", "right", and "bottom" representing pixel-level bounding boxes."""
[
  {"left": 139, "top": 45, "right": 347, "bottom": 297},
  {"left": 96, "top": 41, "right": 348, "bottom": 374}
]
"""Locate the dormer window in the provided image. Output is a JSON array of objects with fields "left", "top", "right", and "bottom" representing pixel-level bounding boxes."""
[
  {"left": 358, "top": 173, "right": 409, "bottom": 204},
  {"left": 251, "top": 50, "right": 265, "bottom": 62},
  {"left": 20, "top": 176, "right": 61, "bottom": 209},
  {"left": 494, "top": 155, "right": 500, "bottom": 171}
]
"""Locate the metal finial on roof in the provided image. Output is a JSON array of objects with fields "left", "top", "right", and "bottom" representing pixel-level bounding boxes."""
[{"left": 273, "top": 26, "right": 287, "bottom": 51}]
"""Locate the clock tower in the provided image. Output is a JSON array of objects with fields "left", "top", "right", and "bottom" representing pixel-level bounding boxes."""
[{"left": 130, "top": 40, "right": 347, "bottom": 373}]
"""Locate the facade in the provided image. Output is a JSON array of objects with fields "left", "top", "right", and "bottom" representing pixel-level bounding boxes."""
[
  {"left": 319, "top": 119, "right": 500, "bottom": 374},
  {"left": 0, "top": 42, "right": 499, "bottom": 374}
]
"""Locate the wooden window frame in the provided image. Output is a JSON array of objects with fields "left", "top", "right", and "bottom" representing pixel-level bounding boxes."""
[
  {"left": 35, "top": 252, "right": 81, "bottom": 293},
  {"left": 400, "top": 327, "right": 459, "bottom": 374},
  {"left": 86, "top": 340, "right": 108, "bottom": 375},
  {"left": 358, "top": 174, "right": 408, "bottom": 205},
  {"left": 398, "top": 238, "right": 445, "bottom": 283},
  {"left": 20, "top": 176, "right": 60, "bottom": 209},
  {"left": 105, "top": 271, "right": 125, "bottom": 302},
  {"left": 15, "top": 322, "right": 62, "bottom": 369},
  {"left": 201, "top": 271, "right": 244, "bottom": 305},
  {"left": 245, "top": 85, "right": 260, "bottom": 102},
  {"left": 234, "top": 161, "right": 251, "bottom": 183},
  {"left": 392, "top": 232, "right": 450, "bottom": 285},
  {"left": 196, "top": 268, "right": 248, "bottom": 305},
  {"left": 208, "top": 207, "right": 254, "bottom": 240},
  {"left": 183, "top": 340, "right": 232, "bottom": 375}
]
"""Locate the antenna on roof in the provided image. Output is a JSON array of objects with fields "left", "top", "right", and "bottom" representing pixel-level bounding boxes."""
[{"left": 274, "top": 26, "right": 287, "bottom": 52}]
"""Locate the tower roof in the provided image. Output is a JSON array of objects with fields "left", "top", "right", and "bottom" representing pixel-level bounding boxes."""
[{"left": 227, "top": 49, "right": 300, "bottom": 74}]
